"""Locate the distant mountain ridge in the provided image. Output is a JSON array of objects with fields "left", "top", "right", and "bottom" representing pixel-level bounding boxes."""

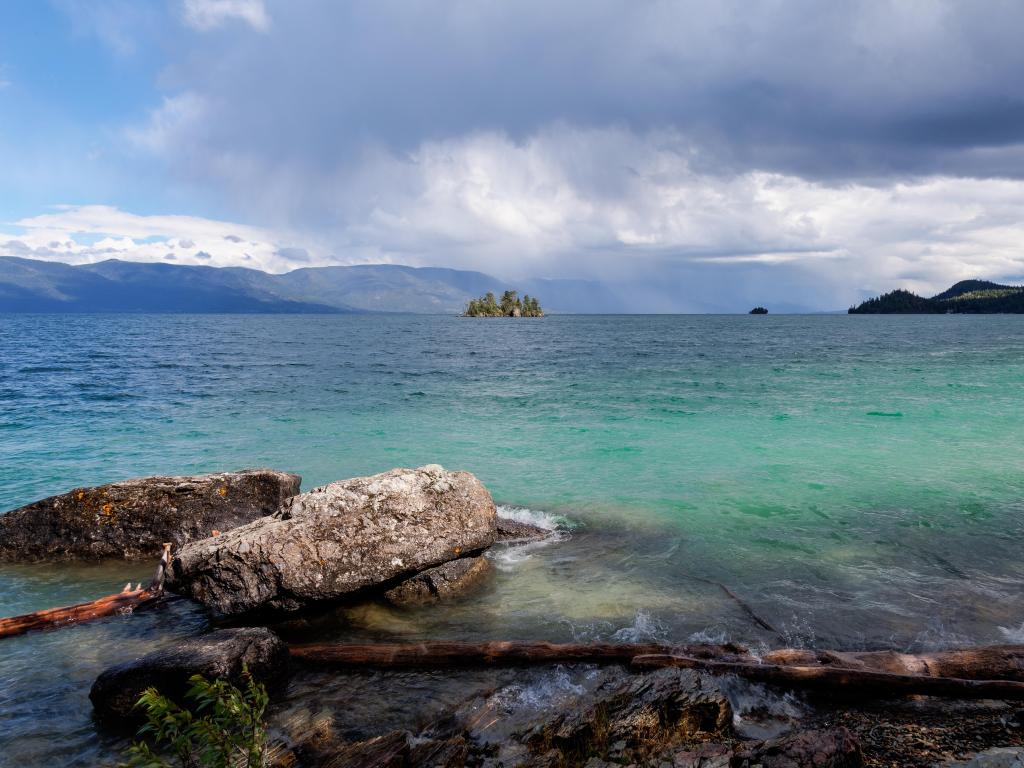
[
  {"left": 0, "top": 257, "right": 623, "bottom": 314},
  {"left": 849, "top": 280, "right": 1024, "bottom": 314}
]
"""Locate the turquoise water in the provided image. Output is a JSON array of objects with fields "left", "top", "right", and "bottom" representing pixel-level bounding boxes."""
[{"left": 2, "top": 314, "right": 1024, "bottom": 764}]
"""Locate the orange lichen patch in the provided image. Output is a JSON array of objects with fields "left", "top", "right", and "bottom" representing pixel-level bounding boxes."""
[
  {"left": 101, "top": 503, "right": 113, "bottom": 515},
  {"left": 218, "top": 486, "right": 228, "bottom": 497},
  {"left": 212, "top": 529, "right": 221, "bottom": 537},
  {"left": 454, "top": 547, "right": 462, "bottom": 555},
  {"left": 76, "top": 491, "right": 85, "bottom": 501}
]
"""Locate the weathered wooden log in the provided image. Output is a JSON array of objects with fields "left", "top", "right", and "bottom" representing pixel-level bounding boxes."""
[
  {"left": 0, "top": 543, "right": 171, "bottom": 640},
  {"left": 289, "top": 640, "right": 1024, "bottom": 701},
  {"left": 288, "top": 640, "right": 749, "bottom": 668},
  {"left": 631, "top": 653, "right": 1024, "bottom": 700},
  {"left": 761, "top": 645, "right": 1024, "bottom": 682}
]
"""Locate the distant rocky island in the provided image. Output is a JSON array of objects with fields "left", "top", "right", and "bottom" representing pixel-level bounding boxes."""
[
  {"left": 849, "top": 280, "right": 1024, "bottom": 314},
  {"left": 749, "top": 306, "right": 768, "bottom": 314},
  {"left": 463, "top": 290, "right": 544, "bottom": 317}
]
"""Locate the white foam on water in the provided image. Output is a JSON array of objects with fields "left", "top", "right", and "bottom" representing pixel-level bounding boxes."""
[
  {"left": 717, "top": 677, "right": 807, "bottom": 739},
  {"left": 487, "top": 667, "right": 586, "bottom": 713},
  {"left": 489, "top": 505, "right": 573, "bottom": 570},
  {"left": 496, "top": 505, "right": 574, "bottom": 531},
  {"left": 611, "top": 610, "right": 669, "bottom": 643},
  {"left": 687, "top": 627, "right": 732, "bottom": 646}
]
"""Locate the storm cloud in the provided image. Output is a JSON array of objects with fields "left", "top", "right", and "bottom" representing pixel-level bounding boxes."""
[{"left": 144, "top": 1, "right": 1024, "bottom": 182}]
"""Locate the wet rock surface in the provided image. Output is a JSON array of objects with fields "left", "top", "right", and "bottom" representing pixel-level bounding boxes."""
[
  {"left": 0, "top": 469, "right": 300, "bottom": 562},
  {"left": 521, "top": 667, "right": 732, "bottom": 764},
  {"left": 384, "top": 555, "right": 493, "bottom": 605},
  {"left": 495, "top": 517, "right": 552, "bottom": 542},
  {"left": 90, "top": 627, "right": 289, "bottom": 722},
  {"left": 167, "top": 465, "right": 497, "bottom": 615},
  {"left": 281, "top": 667, "right": 868, "bottom": 767}
]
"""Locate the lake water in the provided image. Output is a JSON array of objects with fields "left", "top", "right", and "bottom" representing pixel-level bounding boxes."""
[{"left": 2, "top": 313, "right": 1024, "bottom": 765}]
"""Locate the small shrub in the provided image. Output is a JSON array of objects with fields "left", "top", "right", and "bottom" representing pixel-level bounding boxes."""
[{"left": 121, "top": 667, "right": 270, "bottom": 768}]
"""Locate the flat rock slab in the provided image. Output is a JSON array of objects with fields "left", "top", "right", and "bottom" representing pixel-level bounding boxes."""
[
  {"left": 167, "top": 465, "right": 497, "bottom": 615},
  {"left": 384, "top": 555, "right": 493, "bottom": 605},
  {"left": 89, "top": 627, "right": 289, "bottom": 722},
  {"left": 0, "top": 469, "right": 301, "bottom": 562}
]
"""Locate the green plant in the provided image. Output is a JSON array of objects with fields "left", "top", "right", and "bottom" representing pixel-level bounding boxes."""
[{"left": 121, "top": 667, "right": 270, "bottom": 768}]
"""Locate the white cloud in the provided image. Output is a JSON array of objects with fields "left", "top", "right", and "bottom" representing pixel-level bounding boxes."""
[
  {"left": 182, "top": 0, "right": 268, "bottom": 31},
  {"left": 304, "top": 127, "right": 1024, "bottom": 299},
  {"left": 8, "top": 131, "right": 1024, "bottom": 309},
  {"left": 1, "top": 205, "right": 351, "bottom": 274},
  {"left": 125, "top": 92, "right": 205, "bottom": 153}
]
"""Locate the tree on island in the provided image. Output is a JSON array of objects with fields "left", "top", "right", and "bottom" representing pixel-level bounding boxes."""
[{"left": 464, "top": 290, "right": 544, "bottom": 317}]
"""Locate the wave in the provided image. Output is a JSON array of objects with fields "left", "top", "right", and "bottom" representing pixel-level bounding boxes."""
[
  {"left": 611, "top": 610, "right": 669, "bottom": 643},
  {"left": 489, "top": 505, "right": 573, "bottom": 569},
  {"left": 496, "top": 504, "right": 573, "bottom": 531}
]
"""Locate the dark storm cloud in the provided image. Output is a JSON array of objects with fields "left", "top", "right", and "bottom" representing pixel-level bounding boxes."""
[{"left": 159, "top": 0, "right": 1024, "bottom": 182}]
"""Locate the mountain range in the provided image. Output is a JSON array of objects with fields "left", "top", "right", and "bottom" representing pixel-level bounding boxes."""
[
  {"left": 0, "top": 257, "right": 628, "bottom": 314},
  {"left": 848, "top": 280, "right": 1024, "bottom": 313}
]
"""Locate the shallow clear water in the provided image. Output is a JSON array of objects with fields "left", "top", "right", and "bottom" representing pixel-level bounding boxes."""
[{"left": 2, "top": 313, "right": 1024, "bottom": 764}]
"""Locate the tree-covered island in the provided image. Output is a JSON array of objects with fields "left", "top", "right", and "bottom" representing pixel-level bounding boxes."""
[
  {"left": 463, "top": 290, "right": 544, "bottom": 317},
  {"left": 849, "top": 280, "right": 1024, "bottom": 313}
]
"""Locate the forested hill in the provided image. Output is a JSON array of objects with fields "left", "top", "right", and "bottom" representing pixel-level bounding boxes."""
[{"left": 849, "top": 280, "right": 1024, "bottom": 314}]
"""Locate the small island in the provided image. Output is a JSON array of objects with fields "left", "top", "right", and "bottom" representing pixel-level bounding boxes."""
[
  {"left": 463, "top": 290, "right": 544, "bottom": 317},
  {"left": 749, "top": 306, "right": 768, "bottom": 314}
]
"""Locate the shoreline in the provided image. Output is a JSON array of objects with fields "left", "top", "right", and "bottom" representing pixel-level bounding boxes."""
[{"left": 3, "top": 468, "right": 1024, "bottom": 766}]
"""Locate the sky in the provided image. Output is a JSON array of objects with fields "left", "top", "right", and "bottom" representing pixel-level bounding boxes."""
[{"left": 2, "top": 0, "right": 1024, "bottom": 311}]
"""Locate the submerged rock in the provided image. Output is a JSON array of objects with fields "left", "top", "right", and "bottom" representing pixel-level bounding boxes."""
[
  {"left": 384, "top": 555, "right": 493, "bottom": 605},
  {"left": 89, "top": 627, "right": 289, "bottom": 722},
  {"left": 0, "top": 469, "right": 301, "bottom": 562},
  {"left": 495, "top": 517, "right": 552, "bottom": 542},
  {"left": 167, "top": 465, "right": 497, "bottom": 615}
]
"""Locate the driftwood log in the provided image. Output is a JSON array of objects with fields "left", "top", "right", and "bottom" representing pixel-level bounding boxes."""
[
  {"left": 288, "top": 640, "right": 1024, "bottom": 701},
  {"left": 760, "top": 645, "right": 1024, "bottom": 682},
  {"left": 288, "top": 640, "right": 747, "bottom": 667},
  {"left": 0, "top": 543, "right": 172, "bottom": 640},
  {"left": 632, "top": 654, "right": 1024, "bottom": 701}
]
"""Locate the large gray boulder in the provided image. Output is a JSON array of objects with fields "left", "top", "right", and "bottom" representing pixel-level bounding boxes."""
[
  {"left": 0, "top": 469, "right": 301, "bottom": 562},
  {"left": 167, "top": 465, "right": 497, "bottom": 615},
  {"left": 89, "top": 627, "right": 289, "bottom": 722}
]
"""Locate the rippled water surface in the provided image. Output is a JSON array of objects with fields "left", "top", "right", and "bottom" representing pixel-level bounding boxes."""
[{"left": 2, "top": 313, "right": 1024, "bottom": 765}]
